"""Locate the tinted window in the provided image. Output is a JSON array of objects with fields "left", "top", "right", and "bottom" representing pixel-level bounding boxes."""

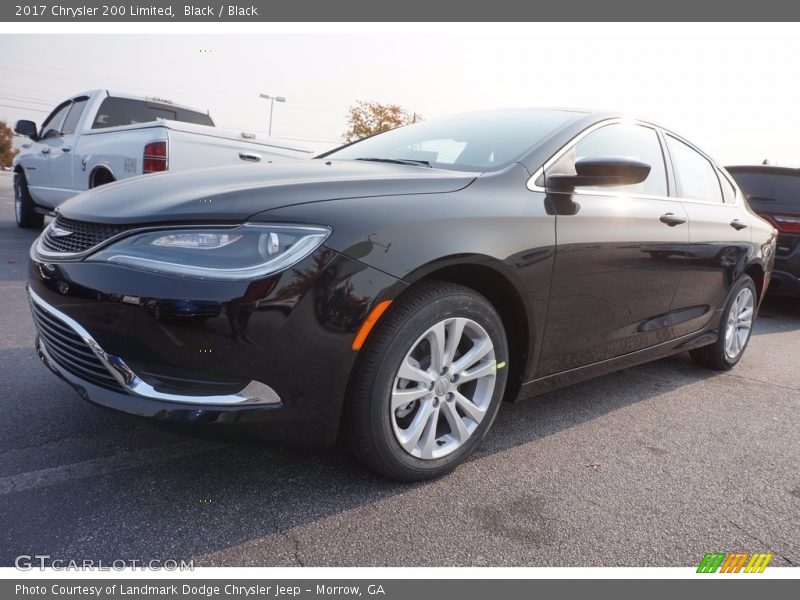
[
  {"left": 322, "top": 110, "right": 581, "bottom": 172},
  {"left": 547, "top": 124, "right": 668, "bottom": 196},
  {"left": 40, "top": 102, "right": 71, "bottom": 140},
  {"left": 666, "top": 136, "right": 722, "bottom": 203},
  {"left": 61, "top": 98, "right": 88, "bottom": 135},
  {"left": 728, "top": 169, "right": 800, "bottom": 211},
  {"left": 92, "top": 97, "right": 214, "bottom": 129}
]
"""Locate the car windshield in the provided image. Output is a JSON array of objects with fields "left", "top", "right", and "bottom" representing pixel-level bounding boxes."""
[{"left": 321, "top": 109, "right": 582, "bottom": 172}]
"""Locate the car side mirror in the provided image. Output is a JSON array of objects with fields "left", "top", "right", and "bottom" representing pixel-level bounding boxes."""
[
  {"left": 14, "top": 119, "right": 38, "bottom": 140},
  {"left": 547, "top": 156, "right": 651, "bottom": 191}
]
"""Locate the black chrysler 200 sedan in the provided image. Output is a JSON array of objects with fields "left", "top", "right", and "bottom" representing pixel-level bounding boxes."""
[{"left": 27, "top": 109, "right": 776, "bottom": 480}]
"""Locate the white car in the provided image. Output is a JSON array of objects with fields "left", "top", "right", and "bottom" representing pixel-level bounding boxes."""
[{"left": 12, "top": 89, "right": 313, "bottom": 228}]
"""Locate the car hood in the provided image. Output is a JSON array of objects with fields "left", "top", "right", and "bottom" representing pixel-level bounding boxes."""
[{"left": 58, "top": 160, "right": 478, "bottom": 224}]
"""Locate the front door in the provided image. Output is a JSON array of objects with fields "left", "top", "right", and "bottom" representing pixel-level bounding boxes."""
[
  {"left": 24, "top": 101, "right": 72, "bottom": 209},
  {"left": 537, "top": 122, "right": 690, "bottom": 376}
]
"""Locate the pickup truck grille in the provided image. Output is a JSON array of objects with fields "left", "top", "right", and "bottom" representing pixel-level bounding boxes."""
[{"left": 41, "top": 215, "right": 131, "bottom": 254}]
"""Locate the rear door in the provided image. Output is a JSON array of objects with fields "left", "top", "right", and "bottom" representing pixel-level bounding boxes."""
[
  {"left": 537, "top": 122, "right": 690, "bottom": 377},
  {"left": 665, "top": 135, "right": 753, "bottom": 328}
]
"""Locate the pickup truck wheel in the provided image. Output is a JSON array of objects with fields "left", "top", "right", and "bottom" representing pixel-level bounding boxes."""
[
  {"left": 91, "top": 169, "right": 116, "bottom": 188},
  {"left": 345, "top": 281, "right": 509, "bottom": 481},
  {"left": 14, "top": 172, "right": 44, "bottom": 229}
]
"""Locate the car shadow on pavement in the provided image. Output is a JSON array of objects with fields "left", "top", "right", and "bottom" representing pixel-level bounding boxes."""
[
  {"left": 752, "top": 294, "right": 800, "bottom": 335},
  {"left": 1, "top": 291, "right": 796, "bottom": 566},
  {"left": 0, "top": 338, "right": 733, "bottom": 566}
]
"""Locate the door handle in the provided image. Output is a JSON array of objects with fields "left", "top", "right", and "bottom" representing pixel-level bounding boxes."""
[
  {"left": 41, "top": 147, "right": 50, "bottom": 155},
  {"left": 659, "top": 213, "right": 686, "bottom": 226},
  {"left": 61, "top": 146, "right": 71, "bottom": 153},
  {"left": 730, "top": 219, "right": 748, "bottom": 231},
  {"left": 239, "top": 152, "right": 261, "bottom": 162}
]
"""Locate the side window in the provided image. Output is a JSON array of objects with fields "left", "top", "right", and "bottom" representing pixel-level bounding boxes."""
[
  {"left": 666, "top": 136, "right": 723, "bottom": 203},
  {"left": 546, "top": 124, "right": 668, "bottom": 196},
  {"left": 60, "top": 98, "right": 89, "bottom": 136},
  {"left": 717, "top": 170, "right": 737, "bottom": 204},
  {"left": 40, "top": 102, "right": 72, "bottom": 140}
]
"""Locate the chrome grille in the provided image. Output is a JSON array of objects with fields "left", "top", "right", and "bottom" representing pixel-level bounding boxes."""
[
  {"left": 31, "top": 300, "right": 124, "bottom": 392},
  {"left": 41, "top": 215, "right": 131, "bottom": 254}
]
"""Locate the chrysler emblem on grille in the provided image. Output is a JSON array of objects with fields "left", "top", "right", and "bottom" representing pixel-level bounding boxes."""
[{"left": 50, "top": 226, "right": 73, "bottom": 237}]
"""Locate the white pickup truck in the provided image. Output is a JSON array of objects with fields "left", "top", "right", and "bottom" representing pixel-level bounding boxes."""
[{"left": 12, "top": 89, "right": 314, "bottom": 228}]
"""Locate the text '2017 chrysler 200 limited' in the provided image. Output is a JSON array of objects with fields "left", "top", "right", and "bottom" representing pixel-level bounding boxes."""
[{"left": 27, "top": 109, "right": 776, "bottom": 481}]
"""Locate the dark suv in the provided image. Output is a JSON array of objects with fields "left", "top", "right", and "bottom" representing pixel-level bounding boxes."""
[{"left": 727, "top": 166, "right": 800, "bottom": 296}]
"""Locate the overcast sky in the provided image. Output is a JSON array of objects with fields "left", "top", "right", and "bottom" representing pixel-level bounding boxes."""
[{"left": 1, "top": 25, "right": 799, "bottom": 165}]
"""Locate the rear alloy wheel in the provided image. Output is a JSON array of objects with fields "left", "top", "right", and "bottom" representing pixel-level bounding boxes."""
[
  {"left": 690, "top": 275, "right": 757, "bottom": 370},
  {"left": 724, "top": 287, "right": 754, "bottom": 361},
  {"left": 346, "top": 281, "right": 508, "bottom": 481}
]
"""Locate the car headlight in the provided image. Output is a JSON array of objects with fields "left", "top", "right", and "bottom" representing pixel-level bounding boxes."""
[{"left": 87, "top": 223, "right": 331, "bottom": 281}]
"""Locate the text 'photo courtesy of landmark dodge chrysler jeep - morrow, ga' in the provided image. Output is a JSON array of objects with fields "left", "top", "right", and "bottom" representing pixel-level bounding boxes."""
[
  {"left": 12, "top": 89, "right": 313, "bottom": 228},
  {"left": 27, "top": 109, "right": 776, "bottom": 481}
]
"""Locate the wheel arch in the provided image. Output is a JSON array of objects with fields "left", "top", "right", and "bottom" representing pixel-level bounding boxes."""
[
  {"left": 401, "top": 255, "right": 533, "bottom": 403},
  {"left": 744, "top": 260, "right": 766, "bottom": 303},
  {"left": 89, "top": 165, "right": 116, "bottom": 188}
]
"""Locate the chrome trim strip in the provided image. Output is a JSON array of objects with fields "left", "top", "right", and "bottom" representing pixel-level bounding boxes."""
[
  {"left": 29, "top": 287, "right": 280, "bottom": 406},
  {"left": 526, "top": 117, "right": 742, "bottom": 207}
]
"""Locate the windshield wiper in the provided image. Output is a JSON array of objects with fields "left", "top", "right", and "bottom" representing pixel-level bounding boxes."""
[{"left": 354, "top": 157, "right": 431, "bottom": 167}]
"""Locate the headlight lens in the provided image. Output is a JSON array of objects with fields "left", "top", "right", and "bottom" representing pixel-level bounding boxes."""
[{"left": 87, "top": 223, "right": 331, "bottom": 281}]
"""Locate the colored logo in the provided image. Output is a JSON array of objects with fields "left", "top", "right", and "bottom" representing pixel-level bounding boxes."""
[{"left": 697, "top": 552, "right": 773, "bottom": 573}]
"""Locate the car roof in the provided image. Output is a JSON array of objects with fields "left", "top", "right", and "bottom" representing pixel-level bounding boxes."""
[
  {"left": 67, "top": 89, "right": 210, "bottom": 115},
  {"left": 726, "top": 165, "right": 800, "bottom": 177}
]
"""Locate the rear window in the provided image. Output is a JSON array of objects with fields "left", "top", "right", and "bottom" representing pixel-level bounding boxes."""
[
  {"left": 91, "top": 97, "right": 214, "bottom": 129},
  {"left": 727, "top": 170, "right": 800, "bottom": 206}
]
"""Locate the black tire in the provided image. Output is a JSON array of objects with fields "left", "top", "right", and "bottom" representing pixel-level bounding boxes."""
[
  {"left": 690, "top": 274, "right": 757, "bottom": 370},
  {"left": 14, "top": 172, "right": 44, "bottom": 229},
  {"left": 91, "top": 169, "right": 115, "bottom": 188},
  {"left": 345, "top": 281, "right": 509, "bottom": 481}
]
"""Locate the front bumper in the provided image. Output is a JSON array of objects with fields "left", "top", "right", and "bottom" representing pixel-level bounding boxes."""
[{"left": 28, "top": 246, "right": 404, "bottom": 444}]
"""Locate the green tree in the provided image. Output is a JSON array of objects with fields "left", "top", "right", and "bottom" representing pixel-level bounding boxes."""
[
  {"left": 0, "top": 121, "right": 17, "bottom": 168},
  {"left": 342, "top": 101, "right": 421, "bottom": 142}
]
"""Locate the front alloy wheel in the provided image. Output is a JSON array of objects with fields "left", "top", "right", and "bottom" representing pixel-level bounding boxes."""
[
  {"left": 391, "top": 317, "right": 497, "bottom": 460},
  {"left": 346, "top": 281, "right": 509, "bottom": 481}
]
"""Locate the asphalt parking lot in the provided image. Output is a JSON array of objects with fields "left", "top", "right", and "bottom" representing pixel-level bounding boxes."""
[{"left": 0, "top": 169, "right": 798, "bottom": 568}]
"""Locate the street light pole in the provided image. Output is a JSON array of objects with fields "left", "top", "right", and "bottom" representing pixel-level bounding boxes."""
[{"left": 259, "top": 93, "right": 286, "bottom": 137}]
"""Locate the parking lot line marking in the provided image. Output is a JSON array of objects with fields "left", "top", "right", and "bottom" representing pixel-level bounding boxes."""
[{"left": 0, "top": 439, "right": 227, "bottom": 496}]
